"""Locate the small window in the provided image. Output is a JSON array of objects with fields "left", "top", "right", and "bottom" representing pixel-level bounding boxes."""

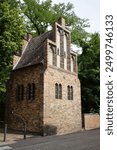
[
  {"left": 55, "top": 83, "right": 62, "bottom": 99},
  {"left": 27, "top": 83, "right": 31, "bottom": 100},
  {"left": 16, "top": 84, "right": 24, "bottom": 101},
  {"left": 67, "top": 86, "right": 70, "bottom": 100},
  {"left": 27, "top": 83, "right": 36, "bottom": 101},
  {"left": 55, "top": 83, "right": 58, "bottom": 99},
  {"left": 70, "top": 86, "right": 73, "bottom": 100},
  {"left": 16, "top": 85, "right": 19, "bottom": 101},
  {"left": 32, "top": 83, "right": 35, "bottom": 100},
  {"left": 59, "top": 84, "right": 62, "bottom": 99},
  {"left": 21, "top": 85, "right": 24, "bottom": 100},
  {"left": 67, "top": 85, "right": 73, "bottom": 100}
]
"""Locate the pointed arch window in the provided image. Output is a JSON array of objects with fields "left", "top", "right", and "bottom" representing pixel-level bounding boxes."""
[
  {"left": 55, "top": 83, "right": 62, "bottom": 99},
  {"left": 70, "top": 86, "right": 73, "bottom": 100},
  {"left": 49, "top": 45, "right": 57, "bottom": 66},
  {"left": 59, "top": 84, "right": 62, "bottom": 99},
  {"left": 55, "top": 83, "right": 58, "bottom": 99},
  {"left": 67, "top": 85, "right": 73, "bottom": 100},
  {"left": 67, "top": 85, "right": 70, "bottom": 100}
]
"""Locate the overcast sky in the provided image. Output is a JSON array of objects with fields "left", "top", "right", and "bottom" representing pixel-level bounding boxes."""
[{"left": 52, "top": 0, "right": 100, "bottom": 33}]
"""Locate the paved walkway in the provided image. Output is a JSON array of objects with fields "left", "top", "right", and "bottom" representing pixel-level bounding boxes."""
[
  {"left": 0, "top": 129, "right": 100, "bottom": 150},
  {"left": 0, "top": 128, "right": 34, "bottom": 146}
]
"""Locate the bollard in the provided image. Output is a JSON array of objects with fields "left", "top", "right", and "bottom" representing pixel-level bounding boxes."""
[
  {"left": 24, "top": 123, "right": 26, "bottom": 139},
  {"left": 4, "top": 124, "right": 7, "bottom": 142}
]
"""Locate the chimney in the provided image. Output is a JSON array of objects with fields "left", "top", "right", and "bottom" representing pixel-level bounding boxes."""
[
  {"left": 22, "top": 33, "right": 32, "bottom": 53},
  {"left": 57, "top": 17, "right": 65, "bottom": 27},
  {"left": 26, "top": 33, "right": 32, "bottom": 41}
]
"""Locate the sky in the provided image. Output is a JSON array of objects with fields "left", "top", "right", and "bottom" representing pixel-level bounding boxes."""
[{"left": 52, "top": 0, "right": 100, "bottom": 33}]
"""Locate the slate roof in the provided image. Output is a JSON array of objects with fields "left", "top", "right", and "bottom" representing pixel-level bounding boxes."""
[{"left": 14, "top": 31, "right": 52, "bottom": 70}]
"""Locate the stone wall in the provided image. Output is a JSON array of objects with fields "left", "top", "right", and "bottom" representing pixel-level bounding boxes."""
[
  {"left": 82, "top": 114, "right": 100, "bottom": 130},
  {"left": 6, "top": 64, "right": 82, "bottom": 135},
  {"left": 43, "top": 66, "right": 82, "bottom": 135},
  {"left": 6, "top": 18, "right": 82, "bottom": 136},
  {"left": 6, "top": 65, "right": 44, "bottom": 133}
]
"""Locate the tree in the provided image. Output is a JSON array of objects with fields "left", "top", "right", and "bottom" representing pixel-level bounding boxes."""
[
  {"left": 0, "top": 0, "right": 26, "bottom": 102},
  {"left": 78, "top": 33, "right": 100, "bottom": 113},
  {"left": 20, "top": 0, "right": 89, "bottom": 45}
]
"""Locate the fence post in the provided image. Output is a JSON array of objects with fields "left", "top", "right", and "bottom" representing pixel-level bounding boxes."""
[
  {"left": 24, "top": 123, "right": 26, "bottom": 139},
  {"left": 4, "top": 124, "right": 7, "bottom": 142}
]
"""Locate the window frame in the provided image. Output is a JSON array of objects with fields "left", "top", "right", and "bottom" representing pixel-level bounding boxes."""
[
  {"left": 55, "top": 83, "right": 62, "bottom": 99},
  {"left": 27, "top": 83, "right": 36, "bottom": 101},
  {"left": 16, "top": 84, "right": 24, "bottom": 101},
  {"left": 67, "top": 85, "right": 73, "bottom": 100}
]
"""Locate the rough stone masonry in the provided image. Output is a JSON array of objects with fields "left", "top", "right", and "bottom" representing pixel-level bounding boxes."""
[{"left": 6, "top": 18, "right": 82, "bottom": 136}]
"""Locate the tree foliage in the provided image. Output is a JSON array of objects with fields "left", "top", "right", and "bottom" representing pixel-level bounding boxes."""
[
  {"left": 20, "top": 0, "right": 89, "bottom": 46},
  {"left": 0, "top": 0, "right": 26, "bottom": 101},
  {"left": 78, "top": 33, "right": 100, "bottom": 113}
]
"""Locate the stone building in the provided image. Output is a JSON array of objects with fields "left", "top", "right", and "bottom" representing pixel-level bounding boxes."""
[{"left": 6, "top": 18, "right": 82, "bottom": 135}]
